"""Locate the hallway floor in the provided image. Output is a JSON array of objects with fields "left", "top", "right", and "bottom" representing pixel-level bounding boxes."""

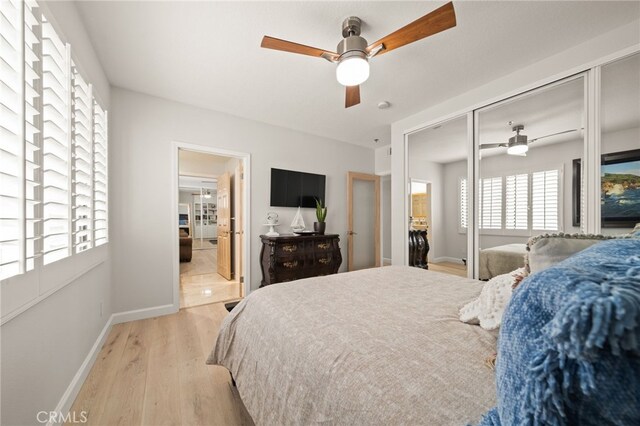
[{"left": 180, "top": 243, "right": 241, "bottom": 309}]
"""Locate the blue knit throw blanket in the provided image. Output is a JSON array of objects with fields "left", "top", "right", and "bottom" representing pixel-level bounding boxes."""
[{"left": 478, "top": 239, "right": 640, "bottom": 426}]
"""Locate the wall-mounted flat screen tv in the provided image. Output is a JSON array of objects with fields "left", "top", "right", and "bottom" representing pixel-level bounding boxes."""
[{"left": 270, "top": 168, "right": 326, "bottom": 208}]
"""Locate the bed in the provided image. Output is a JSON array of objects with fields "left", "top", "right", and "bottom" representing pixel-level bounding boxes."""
[
  {"left": 478, "top": 243, "right": 527, "bottom": 280},
  {"left": 208, "top": 266, "right": 498, "bottom": 425}
]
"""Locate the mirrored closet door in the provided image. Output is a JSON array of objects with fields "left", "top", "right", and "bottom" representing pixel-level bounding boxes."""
[
  {"left": 474, "top": 75, "right": 587, "bottom": 280},
  {"left": 600, "top": 52, "right": 640, "bottom": 234},
  {"left": 407, "top": 115, "right": 469, "bottom": 278}
]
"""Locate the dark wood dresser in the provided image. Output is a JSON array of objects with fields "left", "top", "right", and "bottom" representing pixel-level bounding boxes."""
[{"left": 259, "top": 234, "right": 342, "bottom": 287}]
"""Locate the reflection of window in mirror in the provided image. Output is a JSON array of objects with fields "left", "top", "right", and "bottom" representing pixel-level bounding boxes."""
[{"left": 476, "top": 76, "right": 585, "bottom": 280}]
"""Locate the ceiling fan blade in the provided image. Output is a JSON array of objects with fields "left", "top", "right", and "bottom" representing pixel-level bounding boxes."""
[
  {"left": 530, "top": 128, "right": 580, "bottom": 143},
  {"left": 345, "top": 85, "right": 361, "bottom": 108},
  {"left": 480, "top": 143, "right": 506, "bottom": 149},
  {"left": 261, "top": 36, "right": 339, "bottom": 62},
  {"left": 366, "top": 2, "right": 456, "bottom": 57}
]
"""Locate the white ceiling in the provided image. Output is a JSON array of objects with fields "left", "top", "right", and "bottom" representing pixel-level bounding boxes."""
[
  {"left": 75, "top": 1, "right": 640, "bottom": 148},
  {"left": 409, "top": 52, "right": 640, "bottom": 163}
]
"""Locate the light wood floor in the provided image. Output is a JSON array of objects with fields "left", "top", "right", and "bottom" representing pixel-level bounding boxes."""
[
  {"left": 68, "top": 303, "right": 253, "bottom": 426},
  {"left": 429, "top": 261, "right": 468, "bottom": 278},
  {"left": 180, "top": 246, "right": 241, "bottom": 309}
]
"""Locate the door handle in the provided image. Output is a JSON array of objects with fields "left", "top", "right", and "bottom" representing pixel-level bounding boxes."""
[{"left": 348, "top": 231, "right": 358, "bottom": 236}]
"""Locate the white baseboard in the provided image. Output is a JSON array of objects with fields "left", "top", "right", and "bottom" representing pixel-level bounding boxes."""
[
  {"left": 383, "top": 257, "right": 392, "bottom": 265},
  {"left": 111, "top": 303, "right": 177, "bottom": 324},
  {"left": 49, "top": 314, "right": 114, "bottom": 426},
  {"left": 432, "top": 256, "right": 466, "bottom": 265},
  {"left": 50, "top": 303, "right": 178, "bottom": 425}
]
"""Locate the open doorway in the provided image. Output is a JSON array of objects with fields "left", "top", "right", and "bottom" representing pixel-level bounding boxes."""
[{"left": 177, "top": 148, "right": 245, "bottom": 308}]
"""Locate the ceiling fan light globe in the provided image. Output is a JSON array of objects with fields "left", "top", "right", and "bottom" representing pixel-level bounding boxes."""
[
  {"left": 507, "top": 144, "right": 528, "bottom": 155},
  {"left": 336, "top": 56, "right": 369, "bottom": 86}
]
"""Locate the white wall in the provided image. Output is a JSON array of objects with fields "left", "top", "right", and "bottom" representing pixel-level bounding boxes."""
[
  {"left": 375, "top": 145, "right": 392, "bottom": 174},
  {"left": 442, "top": 159, "right": 467, "bottom": 260},
  {"left": 109, "top": 88, "right": 374, "bottom": 312},
  {"left": 390, "top": 20, "right": 640, "bottom": 265},
  {"left": 381, "top": 175, "right": 391, "bottom": 262},
  {"left": 1, "top": 2, "right": 112, "bottom": 425}
]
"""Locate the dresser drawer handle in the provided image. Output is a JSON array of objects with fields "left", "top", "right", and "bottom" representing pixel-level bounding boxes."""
[
  {"left": 283, "top": 261, "right": 299, "bottom": 269},
  {"left": 317, "top": 243, "right": 330, "bottom": 249},
  {"left": 318, "top": 258, "right": 331, "bottom": 264},
  {"left": 282, "top": 245, "right": 297, "bottom": 253}
]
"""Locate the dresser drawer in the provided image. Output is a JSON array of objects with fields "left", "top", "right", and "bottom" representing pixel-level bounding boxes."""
[
  {"left": 274, "top": 257, "right": 304, "bottom": 271},
  {"left": 313, "top": 239, "right": 334, "bottom": 251},
  {"left": 275, "top": 242, "right": 303, "bottom": 256}
]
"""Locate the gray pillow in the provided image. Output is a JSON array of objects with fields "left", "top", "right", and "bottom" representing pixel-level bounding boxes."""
[{"left": 525, "top": 233, "right": 621, "bottom": 274}]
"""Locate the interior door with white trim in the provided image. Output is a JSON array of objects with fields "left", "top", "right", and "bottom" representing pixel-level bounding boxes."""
[{"left": 347, "top": 172, "right": 380, "bottom": 271}]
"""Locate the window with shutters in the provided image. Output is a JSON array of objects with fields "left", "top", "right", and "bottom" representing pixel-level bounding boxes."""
[
  {"left": 72, "top": 64, "right": 93, "bottom": 253},
  {"left": 41, "top": 16, "right": 71, "bottom": 265},
  {"left": 459, "top": 177, "right": 468, "bottom": 231},
  {"left": 93, "top": 101, "right": 107, "bottom": 246},
  {"left": 479, "top": 177, "right": 502, "bottom": 229},
  {"left": 532, "top": 169, "right": 560, "bottom": 231},
  {"left": 505, "top": 173, "right": 529, "bottom": 230},
  {"left": 461, "top": 169, "right": 561, "bottom": 235},
  {"left": 0, "top": 1, "right": 108, "bottom": 283}
]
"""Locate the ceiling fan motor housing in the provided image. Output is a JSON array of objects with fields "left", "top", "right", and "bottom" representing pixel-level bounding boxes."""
[{"left": 509, "top": 134, "right": 528, "bottom": 146}]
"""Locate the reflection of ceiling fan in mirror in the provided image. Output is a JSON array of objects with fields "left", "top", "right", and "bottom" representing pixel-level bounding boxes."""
[{"left": 479, "top": 124, "right": 580, "bottom": 157}]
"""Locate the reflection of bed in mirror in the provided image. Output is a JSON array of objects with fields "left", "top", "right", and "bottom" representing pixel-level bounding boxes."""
[{"left": 479, "top": 243, "right": 527, "bottom": 280}]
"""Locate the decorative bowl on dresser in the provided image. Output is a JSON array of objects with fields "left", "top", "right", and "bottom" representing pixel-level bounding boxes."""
[{"left": 259, "top": 234, "right": 342, "bottom": 287}]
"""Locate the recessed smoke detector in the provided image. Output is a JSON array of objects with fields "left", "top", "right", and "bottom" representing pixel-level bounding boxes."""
[{"left": 377, "top": 101, "right": 391, "bottom": 110}]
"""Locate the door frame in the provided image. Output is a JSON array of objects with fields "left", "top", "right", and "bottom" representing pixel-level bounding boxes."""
[
  {"left": 347, "top": 172, "right": 381, "bottom": 271},
  {"left": 171, "top": 141, "right": 251, "bottom": 311},
  {"left": 408, "top": 178, "right": 432, "bottom": 261}
]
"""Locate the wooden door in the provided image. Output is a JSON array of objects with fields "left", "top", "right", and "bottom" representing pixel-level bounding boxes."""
[
  {"left": 347, "top": 172, "right": 381, "bottom": 271},
  {"left": 217, "top": 172, "right": 232, "bottom": 280}
]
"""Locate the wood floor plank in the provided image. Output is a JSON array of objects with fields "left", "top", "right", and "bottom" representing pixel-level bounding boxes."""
[
  {"left": 198, "top": 303, "right": 254, "bottom": 425},
  {"left": 67, "top": 322, "right": 132, "bottom": 426},
  {"left": 67, "top": 304, "right": 253, "bottom": 426},
  {"left": 175, "top": 307, "right": 222, "bottom": 425},
  {"left": 100, "top": 318, "right": 153, "bottom": 425},
  {"left": 141, "top": 315, "right": 182, "bottom": 425}
]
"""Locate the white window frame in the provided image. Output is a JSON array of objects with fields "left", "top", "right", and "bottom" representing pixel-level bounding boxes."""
[{"left": 1, "top": 1, "right": 109, "bottom": 325}]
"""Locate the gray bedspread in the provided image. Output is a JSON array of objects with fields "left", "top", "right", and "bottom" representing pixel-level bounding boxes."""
[
  {"left": 479, "top": 244, "right": 527, "bottom": 280},
  {"left": 208, "top": 266, "right": 497, "bottom": 425}
]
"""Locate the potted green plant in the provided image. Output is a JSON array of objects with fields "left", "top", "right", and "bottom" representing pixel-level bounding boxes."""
[{"left": 314, "top": 198, "right": 327, "bottom": 235}]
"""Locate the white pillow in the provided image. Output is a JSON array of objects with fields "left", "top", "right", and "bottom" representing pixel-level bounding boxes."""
[{"left": 459, "top": 268, "right": 526, "bottom": 330}]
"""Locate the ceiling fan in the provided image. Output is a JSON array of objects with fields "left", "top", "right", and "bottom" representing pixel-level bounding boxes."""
[
  {"left": 260, "top": 2, "right": 457, "bottom": 108},
  {"left": 479, "top": 124, "right": 580, "bottom": 156}
]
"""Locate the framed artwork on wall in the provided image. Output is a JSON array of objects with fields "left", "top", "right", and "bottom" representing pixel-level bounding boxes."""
[{"left": 573, "top": 148, "right": 640, "bottom": 228}]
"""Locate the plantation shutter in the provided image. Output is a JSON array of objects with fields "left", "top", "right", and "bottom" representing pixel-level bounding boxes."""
[
  {"left": 505, "top": 173, "right": 528, "bottom": 230},
  {"left": 532, "top": 169, "right": 559, "bottom": 231},
  {"left": 459, "top": 178, "right": 468, "bottom": 229},
  {"left": 0, "top": 0, "right": 24, "bottom": 279},
  {"left": 72, "top": 65, "right": 93, "bottom": 252},
  {"left": 41, "top": 16, "right": 71, "bottom": 264},
  {"left": 23, "top": 0, "right": 41, "bottom": 272},
  {"left": 93, "top": 101, "right": 107, "bottom": 246},
  {"left": 479, "top": 177, "right": 502, "bottom": 229}
]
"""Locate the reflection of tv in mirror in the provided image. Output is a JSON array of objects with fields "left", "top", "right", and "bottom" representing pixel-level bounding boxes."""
[{"left": 270, "top": 168, "right": 326, "bottom": 208}]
